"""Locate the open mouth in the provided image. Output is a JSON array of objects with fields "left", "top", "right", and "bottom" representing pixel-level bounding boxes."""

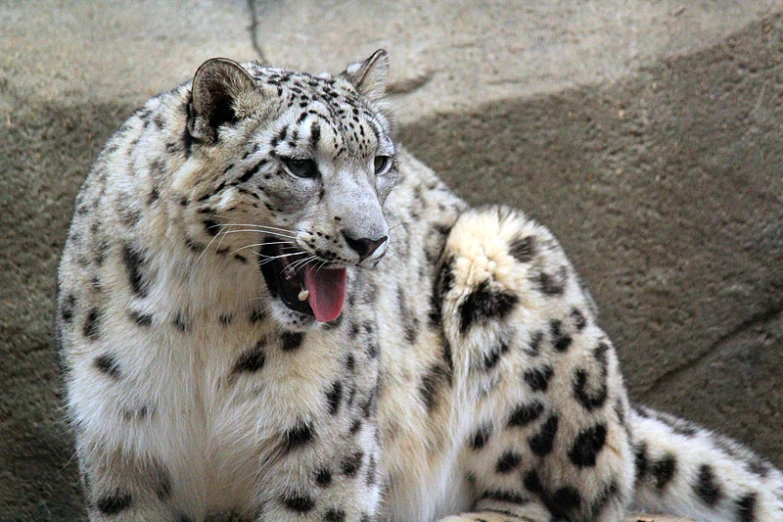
[{"left": 260, "top": 242, "right": 347, "bottom": 323}]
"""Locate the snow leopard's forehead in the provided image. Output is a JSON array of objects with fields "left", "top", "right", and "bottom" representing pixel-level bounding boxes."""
[{"left": 242, "top": 63, "right": 393, "bottom": 158}]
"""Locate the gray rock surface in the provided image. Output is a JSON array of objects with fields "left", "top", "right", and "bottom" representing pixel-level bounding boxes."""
[
  {"left": 1, "top": 0, "right": 781, "bottom": 519},
  {"left": 252, "top": 0, "right": 782, "bottom": 124}
]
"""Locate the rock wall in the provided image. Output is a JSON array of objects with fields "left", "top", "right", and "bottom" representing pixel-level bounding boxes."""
[{"left": 1, "top": 1, "right": 781, "bottom": 519}]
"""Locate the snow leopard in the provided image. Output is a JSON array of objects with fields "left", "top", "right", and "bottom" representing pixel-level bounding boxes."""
[{"left": 56, "top": 50, "right": 783, "bottom": 522}]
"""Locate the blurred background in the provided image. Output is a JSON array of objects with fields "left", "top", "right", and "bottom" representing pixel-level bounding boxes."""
[{"left": 1, "top": 1, "right": 782, "bottom": 519}]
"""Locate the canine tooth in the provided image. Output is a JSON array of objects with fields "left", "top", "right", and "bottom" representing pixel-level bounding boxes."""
[{"left": 298, "top": 290, "right": 310, "bottom": 302}]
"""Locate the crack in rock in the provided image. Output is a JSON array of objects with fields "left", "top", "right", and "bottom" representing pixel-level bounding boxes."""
[
  {"left": 639, "top": 301, "right": 783, "bottom": 399},
  {"left": 246, "top": 0, "right": 268, "bottom": 64}
]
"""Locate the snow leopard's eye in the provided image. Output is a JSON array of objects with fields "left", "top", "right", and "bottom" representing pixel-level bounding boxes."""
[
  {"left": 281, "top": 157, "right": 318, "bottom": 179},
  {"left": 374, "top": 156, "right": 392, "bottom": 175}
]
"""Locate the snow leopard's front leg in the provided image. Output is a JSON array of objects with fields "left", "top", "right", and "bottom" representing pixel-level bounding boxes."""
[
  {"left": 252, "top": 401, "right": 384, "bottom": 522},
  {"left": 435, "top": 206, "right": 635, "bottom": 522},
  {"left": 220, "top": 326, "right": 385, "bottom": 522}
]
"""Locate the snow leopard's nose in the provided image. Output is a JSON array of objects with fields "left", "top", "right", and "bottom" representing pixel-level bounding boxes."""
[{"left": 341, "top": 231, "right": 388, "bottom": 262}]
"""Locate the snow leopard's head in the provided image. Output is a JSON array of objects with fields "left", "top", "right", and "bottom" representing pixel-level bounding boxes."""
[{"left": 176, "top": 51, "right": 397, "bottom": 325}]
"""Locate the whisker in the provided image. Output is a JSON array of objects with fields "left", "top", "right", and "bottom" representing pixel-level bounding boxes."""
[
  {"left": 238, "top": 241, "right": 295, "bottom": 250},
  {"left": 216, "top": 229, "right": 298, "bottom": 240},
  {"left": 196, "top": 223, "right": 237, "bottom": 264},
  {"left": 285, "top": 256, "right": 308, "bottom": 270},
  {"left": 260, "top": 251, "right": 305, "bottom": 260},
  {"left": 286, "top": 255, "right": 318, "bottom": 275},
  {"left": 241, "top": 242, "right": 299, "bottom": 251},
  {"left": 228, "top": 242, "right": 299, "bottom": 257},
  {"left": 212, "top": 224, "right": 242, "bottom": 257},
  {"left": 215, "top": 227, "right": 293, "bottom": 234},
  {"left": 211, "top": 221, "right": 299, "bottom": 235},
  {"left": 255, "top": 253, "right": 313, "bottom": 270},
  {"left": 314, "top": 259, "right": 331, "bottom": 275},
  {"left": 255, "top": 254, "right": 307, "bottom": 268},
  {"left": 208, "top": 221, "right": 307, "bottom": 255},
  {"left": 388, "top": 222, "right": 406, "bottom": 232},
  {"left": 232, "top": 244, "right": 301, "bottom": 257},
  {"left": 208, "top": 219, "right": 301, "bottom": 237},
  {"left": 382, "top": 97, "right": 413, "bottom": 114},
  {"left": 250, "top": 241, "right": 294, "bottom": 246},
  {"left": 286, "top": 253, "right": 315, "bottom": 269}
]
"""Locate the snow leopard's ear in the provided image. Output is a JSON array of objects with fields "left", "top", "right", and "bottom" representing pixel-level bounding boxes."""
[
  {"left": 340, "top": 49, "right": 390, "bottom": 102},
  {"left": 189, "top": 58, "right": 258, "bottom": 142}
]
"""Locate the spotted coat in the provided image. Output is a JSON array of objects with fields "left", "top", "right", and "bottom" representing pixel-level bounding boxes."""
[{"left": 57, "top": 53, "right": 783, "bottom": 522}]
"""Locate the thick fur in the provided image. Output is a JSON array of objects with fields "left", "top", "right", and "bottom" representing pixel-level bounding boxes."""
[{"left": 57, "top": 55, "right": 783, "bottom": 522}]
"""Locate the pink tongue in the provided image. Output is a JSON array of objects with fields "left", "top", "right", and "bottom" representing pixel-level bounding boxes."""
[{"left": 303, "top": 265, "right": 347, "bottom": 323}]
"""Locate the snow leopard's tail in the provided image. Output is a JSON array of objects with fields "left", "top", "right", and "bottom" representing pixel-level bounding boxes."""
[{"left": 629, "top": 403, "right": 783, "bottom": 521}]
